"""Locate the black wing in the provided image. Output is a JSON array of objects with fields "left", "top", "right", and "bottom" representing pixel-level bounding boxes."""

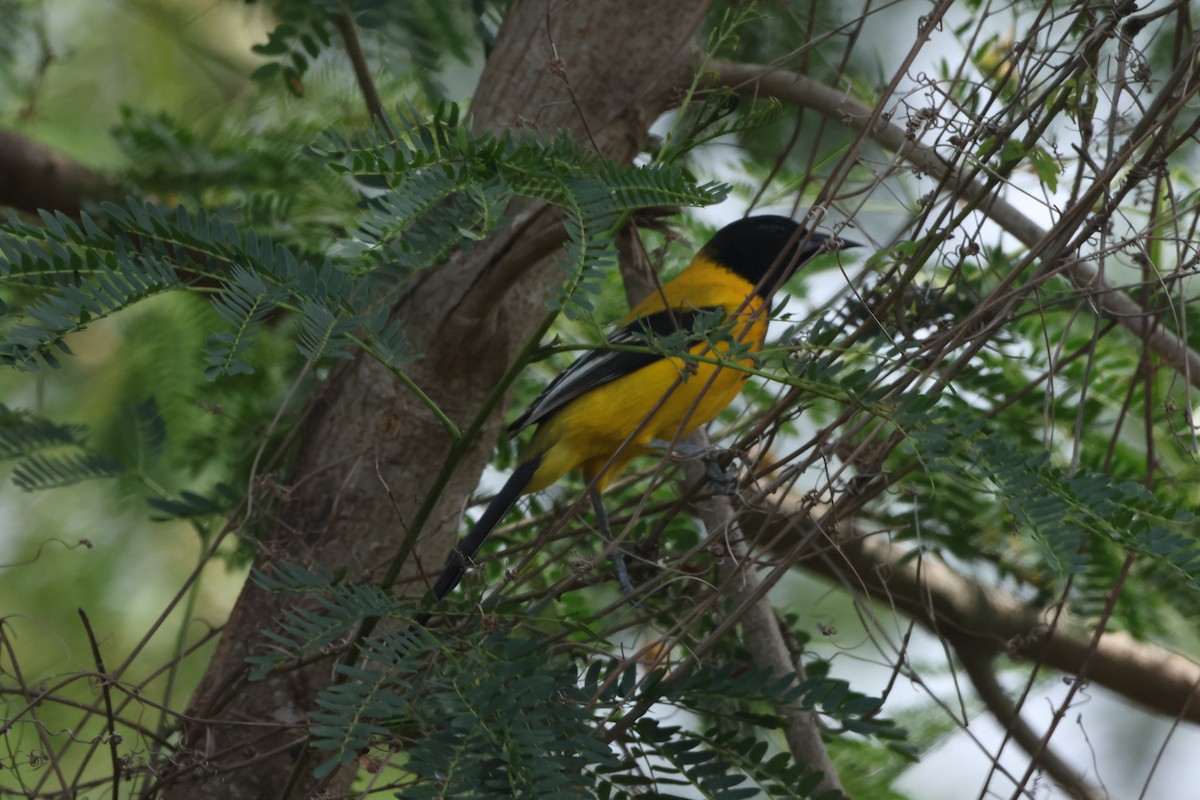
[{"left": 508, "top": 307, "right": 723, "bottom": 433}]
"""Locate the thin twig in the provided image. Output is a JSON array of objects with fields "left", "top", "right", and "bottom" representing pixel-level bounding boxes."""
[
  {"left": 78, "top": 609, "right": 121, "bottom": 799},
  {"left": 332, "top": 12, "right": 388, "bottom": 130},
  {"left": 710, "top": 54, "right": 1200, "bottom": 392},
  {"left": 957, "top": 641, "right": 1107, "bottom": 800}
]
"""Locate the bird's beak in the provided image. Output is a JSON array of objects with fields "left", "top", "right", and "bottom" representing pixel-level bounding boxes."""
[{"left": 801, "top": 232, "right": 861, "bottom": 257}]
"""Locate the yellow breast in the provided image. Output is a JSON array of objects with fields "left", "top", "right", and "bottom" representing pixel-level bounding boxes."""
[{"left": 525, "top": 304, "right": 767, "bottom": 492}]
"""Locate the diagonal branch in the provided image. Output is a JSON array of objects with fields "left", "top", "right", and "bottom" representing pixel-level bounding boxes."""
[
  {"left": 957, "top": 640, "right": 1106, "bottom": 800},
  {"left": 709, "top": 59, "right": 1200, "bottom": 391},
  {"left": 332, "top": 12, "right": 386, "bottom": 128},
  {"left": 686, "top": 455, "right": 845, "bottom": 796},
  {"left": 742, "top": 497, "right": 1200, "bottom": 725},
  {"left": 0, "top": 129, "right": 116, "bottom": 216}
]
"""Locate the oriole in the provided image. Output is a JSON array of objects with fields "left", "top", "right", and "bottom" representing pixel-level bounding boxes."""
[{"left": 428, "top": 215, "right": 839, "bottom": 608}]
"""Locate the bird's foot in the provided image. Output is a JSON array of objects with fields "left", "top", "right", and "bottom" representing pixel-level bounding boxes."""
[
  {"left": 610, "top": 549, "right": 635, "bottom": 598},
  {"left": 591, "top": 489, "right": 637, "bottom": 598},
  {"left": 647, "top": 439, "right": 738, "bottom": 495}
]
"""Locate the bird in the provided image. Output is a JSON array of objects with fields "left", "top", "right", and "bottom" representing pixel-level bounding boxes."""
[{"left": 425, "top": 214, "right": 841, "bottom": 616}]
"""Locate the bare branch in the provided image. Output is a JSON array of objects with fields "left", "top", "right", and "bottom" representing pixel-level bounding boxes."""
[
  {"left": 709, "top": 59, "right": 1200, "bottom": 392},
  {"left": 958, "top": 641, "right": 1106, "bottom": 800},
  {"left": 688, "top": 456, "right": 845, "bottom": 796},
  {"left": 0, "top": 129, "right": 115, "bottom": 216},
  {"left": 332, "top": 13, "right": 387, "bottom": 129},
  {"left": 747, "top": 499, "right": 1200, "bottom": 724},
  {"left": 76, "top": 609, "right": 121, "bottom": 799}
]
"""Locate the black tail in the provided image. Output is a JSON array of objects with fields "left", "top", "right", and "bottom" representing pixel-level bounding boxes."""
[{"left": 424, "top": 455, "right": 543, "bottom": 617}]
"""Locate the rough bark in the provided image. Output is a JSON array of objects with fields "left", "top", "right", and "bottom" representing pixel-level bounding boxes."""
[{"left": 165, "top": 2, "right": 710, "bottom": 798}]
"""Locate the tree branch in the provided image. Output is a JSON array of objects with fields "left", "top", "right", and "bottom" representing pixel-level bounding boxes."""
[
  {"left": 957, "top": 641, "right": 1106, "bottom": 800},
  {"left": 743, "top": 498, "right": 1200, "bottom": 725},
  {"left": 332, "top": 13, "right": 386, "bottom": 128},
  {"left": 686, "top": 450, "right": 845, "bottom": 796},
  {"left": 0, "top": 129, "right": 115, "bottom": 216},
  {"left": 709, "top": 59, "right": 1200, "bottom": 392}
]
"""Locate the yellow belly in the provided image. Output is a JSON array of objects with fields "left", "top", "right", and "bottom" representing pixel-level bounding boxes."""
[{"left": 523, "top": 330, "right": 762, "bottom": 492}]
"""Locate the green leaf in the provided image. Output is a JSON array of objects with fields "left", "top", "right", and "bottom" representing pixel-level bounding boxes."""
[{"left": 1028, "top": 144, "right": 1059, "bottom": 192}]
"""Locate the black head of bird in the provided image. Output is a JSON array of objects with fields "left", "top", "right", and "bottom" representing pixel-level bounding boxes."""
[{"left": 701, "top": 214, "right": 853, "bottom": 296}]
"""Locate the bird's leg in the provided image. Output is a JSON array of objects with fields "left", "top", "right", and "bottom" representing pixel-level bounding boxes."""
[
  {"left": 646, "top": 438, "right": 738, "bottom": 495},
  {"left": 590, "top": 489, "right": 634, "bottom": 597}
]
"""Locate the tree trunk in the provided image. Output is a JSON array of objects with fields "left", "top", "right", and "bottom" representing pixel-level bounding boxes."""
[{"left": 166, "top": 2, "right": 710, "bottom": 797}]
